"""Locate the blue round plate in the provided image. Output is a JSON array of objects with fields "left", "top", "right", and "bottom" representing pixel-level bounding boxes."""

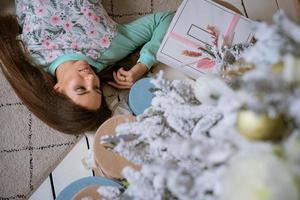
[
  {"left": 56, "top": 176, "right": 121, "bottom": 200},
  {"left": 129, "top": 77, "right": 154, "bottom": 115}
]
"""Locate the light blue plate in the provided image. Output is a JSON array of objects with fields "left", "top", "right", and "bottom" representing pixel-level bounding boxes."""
[
  {"left": 56, "top": 176, "right": 121, "bottom": 200},
  {"left": 129, "top": 77, "right": 154, "bottom": 115}
]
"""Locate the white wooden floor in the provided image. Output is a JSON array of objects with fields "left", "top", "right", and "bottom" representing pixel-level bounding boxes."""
[{"left": 29, "top": 133, "right": 95, "bottom": 200}]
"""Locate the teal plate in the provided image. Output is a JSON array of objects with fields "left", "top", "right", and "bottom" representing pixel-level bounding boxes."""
[
  {"left": 129, "top": 77, "right": 154, "bottom": 115},
  {"left": 56, "top": 176, "right": 121, "bottom": 200}
]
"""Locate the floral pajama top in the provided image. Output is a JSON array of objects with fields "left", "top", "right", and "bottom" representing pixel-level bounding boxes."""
[{"left": 16, "top": 0, "right": 118, "bottom": 75}]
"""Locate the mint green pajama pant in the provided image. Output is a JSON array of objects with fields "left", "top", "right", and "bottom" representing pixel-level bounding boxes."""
[{"left": 99, "top": 11, "right": 174, "bottom": 70}]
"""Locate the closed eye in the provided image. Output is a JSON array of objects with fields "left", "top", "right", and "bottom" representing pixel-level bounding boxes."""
[
  {"left": 94, "top": 86, "right": 102, "bottom": 95},
  {"left": 75, "top": 86, "right": 101, "bottom": 95},
  {"left": 75, "top": 86, "right": 86, "bottom": 93}
]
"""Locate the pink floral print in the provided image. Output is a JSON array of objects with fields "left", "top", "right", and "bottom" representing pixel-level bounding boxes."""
[
  {"left": 63, "top": 21, "right": 73, "bottom": 31},
  {"left": 86, "top": 11, "right": 94, "bottom": 18},
  {"left": 88, "top": 29, "right": 97, "bottom": 37},
  {"left": 35, "top": 7, "right": 44, "bottom": 16},
  {"left": 21, "top": 5, "right": 27, "bottom": 12},
  {"left": 92, "top": 15, "right": 101, "bottom": 23},
  {"left": 16, "top": 0, "right": 117, "bottom": 66},
  {"left": 50, "top": 15, "right": 61, "bottom": 26},
  {"left": 71, "top": 42, "right": 79, "bottom": 49},
  {"left": 41, "top": 39, "right": 51, "bottom": 48},
  {"left": 46, "top": 51, "right": 60, "bottom": 61},
  {"left": 99, "top": 35, "right": 111, "bottom": 48},
  {"left": 80, "top": 7, "right": 89, "bottom": 14},
  {"left": 23, "top": 25, "right": 32, "bottom": 33}
]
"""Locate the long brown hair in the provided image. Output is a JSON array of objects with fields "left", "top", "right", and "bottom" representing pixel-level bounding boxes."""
[{"left": 0, "top": 15, "right": 111, "bottom": 135}]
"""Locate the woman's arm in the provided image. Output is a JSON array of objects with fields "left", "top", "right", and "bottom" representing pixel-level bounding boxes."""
[{"left": 108, "top": 11, "right": 174, "bottom": 89}]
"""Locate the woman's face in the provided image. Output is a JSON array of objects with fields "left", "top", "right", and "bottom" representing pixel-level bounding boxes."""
[{"left": 54, "top": 60, "right": 102, "bottom": 110}]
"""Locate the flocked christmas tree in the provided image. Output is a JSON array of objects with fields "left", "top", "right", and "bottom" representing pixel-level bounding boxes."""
[{"left": 98, "top": 11, "right": 300, "bottom": 200}]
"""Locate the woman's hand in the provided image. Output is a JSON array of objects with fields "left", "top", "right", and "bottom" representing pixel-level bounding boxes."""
[{"left": 108, "top": 63, "right": 148, "bottom": 89}]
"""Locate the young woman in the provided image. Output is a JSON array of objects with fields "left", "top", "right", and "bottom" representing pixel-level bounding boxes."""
[{"left": 0, "top": 0, "right": 174, "bottom": 134}]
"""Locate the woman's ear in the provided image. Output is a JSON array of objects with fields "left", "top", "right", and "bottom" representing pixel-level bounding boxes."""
[{"left": 53, "top": 83, "right": 61, "bottom": 93}]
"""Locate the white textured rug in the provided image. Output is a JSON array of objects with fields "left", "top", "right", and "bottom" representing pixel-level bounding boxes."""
[
  {"left": 0, "top": 68, "right": 80, "bottom": 199},
  {"left": 0, "top": 0, "right": 182, "bottom": 199}
]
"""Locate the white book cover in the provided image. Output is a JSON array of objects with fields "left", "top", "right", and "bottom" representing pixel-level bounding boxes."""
[{"left": 157, "top": 0, "right": 254, "bottom": 79}]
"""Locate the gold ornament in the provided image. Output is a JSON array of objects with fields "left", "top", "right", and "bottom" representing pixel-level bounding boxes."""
[
  {"left": 271, "top": 61, "right": 284, "bottom": 73},
  {"left": 236, "top": 110, "right": 288, "bottom": 141}
]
